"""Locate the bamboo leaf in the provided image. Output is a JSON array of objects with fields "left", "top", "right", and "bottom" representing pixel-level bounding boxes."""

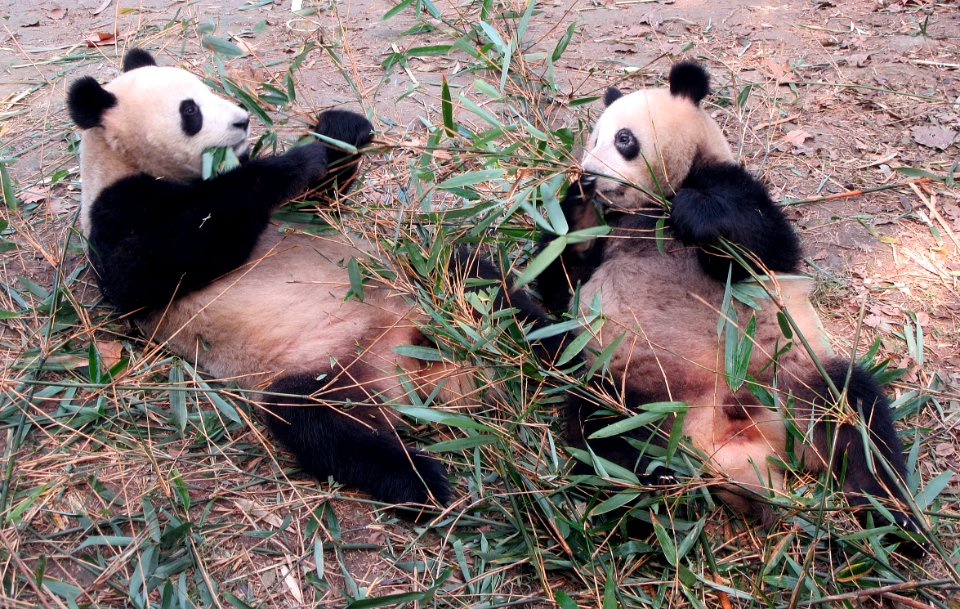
[
  {"left": 515, "top": 235, "right": 567, "bottom": 287},
  {"left": 202, "top": 35, "right": 246, "bottom": 57},
  {"left": 437, "top": 168, "right": 504, "bottom": 190},
  {"left": 441, "top": 74, "right": 455, "bottom": 137}
]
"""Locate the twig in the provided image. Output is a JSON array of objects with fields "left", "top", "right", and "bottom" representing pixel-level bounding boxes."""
[
  {"left": 796, "top": 580, "right": 956, "bottom": 606},
  {"left": 782, "top": 177, "right": 932, "bottom": 207}
]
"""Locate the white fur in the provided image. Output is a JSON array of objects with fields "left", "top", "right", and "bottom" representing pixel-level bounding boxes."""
[
  {"left": 582, "top": 89, "right": 731, "bottom": 211},
  {"left": 578, "top": 83, "right": 836, "bottom": 512},
  {"left": 78, "top": 66, "right": 249, "bottom": 234}
]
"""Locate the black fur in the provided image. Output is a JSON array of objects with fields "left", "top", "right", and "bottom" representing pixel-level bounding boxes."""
[
  {"left": 122, "top": 48, "right": 157, "bottom": 72},
  {"left": 604, "top": 87, "right": 624, "bottom": 107},
  {"left": 179, "top": 99, "right": 202, "bottom": 136},
  {"left": 792, "top": 360, "right": 925, "bottom": 554},
  {"left": 262, "top": 373, "right": 451, "bottom": 518},
  {"left": 669, "top": 162, "right": 801, "bottom": 281},
  {"left": 88, "top": 112, "right": 373, "bottom": 314},
  {"left": 67, "top": 77, "right": 117, "bottom": 129},
  {"left": 535, "top": 177, "right": 605, "bottom": 315},
  {"left": 614, "top": 128, "right": 640, "bottom": 161},
  {"left": 668, "top": 61, "right": 710, "bottom": 105},
  {"left": 312, "top": 109, "right": 376, "bottom": 189}
]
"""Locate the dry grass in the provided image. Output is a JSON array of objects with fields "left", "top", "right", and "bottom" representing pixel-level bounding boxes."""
[{"left": 1, "top": 0, "right": 958, "bottom": 607}]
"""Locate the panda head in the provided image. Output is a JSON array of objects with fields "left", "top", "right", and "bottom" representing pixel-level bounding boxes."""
[
  {"left": 68, "top": 49, "right": 251, "bottom": 229},
  {"left": 581, "top": 61, "right": 734, "bottom": 211}
]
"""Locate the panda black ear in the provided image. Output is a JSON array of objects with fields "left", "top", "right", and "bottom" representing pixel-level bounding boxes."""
[
  {"left": 668, "top": 61, "right": 710, "bottom": 105},
  {"left": 604, "top": 87, "right": 624, "bottom": 107},
  {"left": 67, "top": 76, "right": 117, "bottom": 129},
  {"left": 122, "top": 48, "right": 157, "bottom": 72}
]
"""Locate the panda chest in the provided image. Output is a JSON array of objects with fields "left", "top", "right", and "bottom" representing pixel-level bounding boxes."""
[{"left": 577, "top": 249, "right": 735, "bottom": 397}]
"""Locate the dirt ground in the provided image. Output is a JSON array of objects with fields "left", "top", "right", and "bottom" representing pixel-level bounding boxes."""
[{"left": 1, "top": 0, "right": 958, "bottom": 607}]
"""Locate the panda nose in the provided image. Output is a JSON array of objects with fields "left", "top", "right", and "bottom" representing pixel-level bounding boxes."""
[{"left": 233, "top": 116, "right": 250, "bottom": 131}]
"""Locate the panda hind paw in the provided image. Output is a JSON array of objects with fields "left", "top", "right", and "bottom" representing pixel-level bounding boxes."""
[{"left": 376, "top": 450, "right": 452, "bottom": 522}]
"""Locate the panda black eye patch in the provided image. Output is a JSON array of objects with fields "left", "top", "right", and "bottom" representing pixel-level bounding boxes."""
[
  {"left": 614, "top": 128, "right": 639, "bottom": 160},
  {"left": 179, "top": 99, "right": 202, "bottom": 136}
]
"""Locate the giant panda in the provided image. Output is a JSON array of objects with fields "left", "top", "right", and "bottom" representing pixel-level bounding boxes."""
[
  {"left": 67, "top": 48, "right": 558, "bottom": 516},
  {"left": 536, "top": 61, "right": 926, "bottom": 549}
]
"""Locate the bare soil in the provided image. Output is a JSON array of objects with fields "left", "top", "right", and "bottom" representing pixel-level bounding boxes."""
[{"left": 1, "top": 0, "right": 957, "bottom": 607}]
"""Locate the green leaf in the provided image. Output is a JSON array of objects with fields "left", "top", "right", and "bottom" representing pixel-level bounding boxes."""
[
  {"left": 652, "top": 517, "right": 678, "bottom": 566},
  {"left": 169, "top": 361, "right": 187, "bottom": 434},
  {"left": 77, "top": 535, "right": 134, "bottom": 549},
  {"left": 525, "top": 318, "right": 582, "bottom": 342},
  {"left": 473, "top": 78, "right": 501, "bottom": 100},
  {"left": 592, "top": 491, "right": 641, "bottom": 516},
  {"left": 915, "top": 469, "right": 953, "bottom": 510},
  {"left": 586, "top": 332, "right": 625, "bottom": 378},
  {"left": 393, "top": 406, "right": 493, "bottom": 432},
  {"left": 588, "top": 402, "right": 686, "bottom": 439},
  {"left": 393, "top": 344, "right": 443, "bottom": 362},
  {"left": 724, "top": 313, "right": 756, "bottom": 392},
  {"left": 776, "top": 311, "right": 793, "bottom": 339},
  {"left": 346, "top": 257, "right": 364, "bottom": 302},
  {"left": 515, "top": 235, "right": 566, "bottom": 287},
  {"left": 894, "top": 166, "right": 945, "bottom": 182},
  {"left": 555, "top": 591, "right": 579, "bottom": 609},
  {"left": 0, "top": 160, "right": 18, "bottom": 210},
  {"left": 383, "top": 0, "right": 415, "bottom": 20},
  {"left": 552, "top": 23, "right": 575, "bottom": 61},
  {"left": 202, "top": 35, "right": 246, "bottom": 57},
  {"left": 407, "top": 44, "right": 453, "bottom": 57},
  {"left": 602, "top": 568, "right": 617, "bottom": 609},
  {"left": 556, "top": 325, "right": 592, "bottom": 366},
  {"left": 541, "top": 183, "right": 568, "bottom": 235},
  {"left": 311, "top": 132, "right": 358, "bottom": 155},
  {"left": 478, "top": 21, "right": 507, "bottom": 53},
  {"left": 437, "top": 168, "right": 504, "bottom": 190},
  {"left": 441, "top": 75, "right": 455, "bottom": 136},
  {"left": 425, "top": 435, "right": 497, "bottom": 452},
  {"left": 346, "top": 591, "right": 434, "bottom": 609}
]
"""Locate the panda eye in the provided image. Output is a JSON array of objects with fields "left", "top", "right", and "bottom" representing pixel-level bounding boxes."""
[
  {"left": 614, "top": 128, "right": 639, "bottom": 160},
  {"left": 179, "top": 99, "right": 203, "bottom": 136}
]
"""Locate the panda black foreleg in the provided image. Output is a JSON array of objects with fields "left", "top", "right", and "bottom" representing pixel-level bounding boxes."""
[
  {"left": 535, "top": 176, "right": 606, "bottom": 315},
  {"left": 260, "top": 373, "right": 451, "bottom": 519},
  {"left": 308, "top": 110, "right": 375, "bottom": 198},
  {"left": 669, "top": 162, "right": 800, "bottom": 282},
  {"left": 792, "top": 359, "right": 925, "bottom": 553}
]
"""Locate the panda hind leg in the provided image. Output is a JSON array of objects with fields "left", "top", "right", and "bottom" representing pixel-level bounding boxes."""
[
  {"left": 261, "top": 372, "right": 451, "bottom": 520},
  {"left": 791, "top": 359, "right": 926, "bottom": 553}
]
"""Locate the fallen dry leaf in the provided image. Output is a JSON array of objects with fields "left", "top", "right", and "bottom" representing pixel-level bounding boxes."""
[
  {"left": 19, "top": 188, "right": 48, "bottom": 205},
  {"left": 48, "top": 7, "right": 67, "bottom": 20},
  {"left": 845, "top": 52, "right": 872, "bottom": 67},
  {"left": 763, "top": 59, "right": 796, "bottom": 82},
  {"left": 935, "top": 442, "right": 956, "bottom": 457},
  {"left": 911, "top": 125, "right": 957, "bottom": 150},
  {"left": 782, "top": 128, "right": 813, "bottom": 145},
  {"left": 85, "top": 32, "right": 116, "bottom": 47},
  {"left": 96, "top": 340, "right": 124, "bottom": 371}
]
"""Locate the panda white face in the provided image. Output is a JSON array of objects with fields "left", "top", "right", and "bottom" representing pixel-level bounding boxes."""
[
  {"left": 102, "top": 66, "right": 250, "bottom": 181},
  {"left": 580, "top": 87, "right": 732, "bottom": 212}
]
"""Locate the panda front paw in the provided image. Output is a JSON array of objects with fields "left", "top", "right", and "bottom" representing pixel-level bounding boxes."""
[
  {"left": 563, "top": 174, "right": 597, "bottom": 208},
  {"left": 668, "top": 189, "right": 720, "bottom": 246},
  {"left": 312, "top": 110, "right": 374, "bottom": 158}
]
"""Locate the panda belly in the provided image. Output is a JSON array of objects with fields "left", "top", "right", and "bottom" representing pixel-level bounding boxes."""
[
  {"left": 139, "top": 230, "right": 432, "bottom": 400},
  {"left": 579, "top": 246, "right": 835, "bottom": 502}
]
